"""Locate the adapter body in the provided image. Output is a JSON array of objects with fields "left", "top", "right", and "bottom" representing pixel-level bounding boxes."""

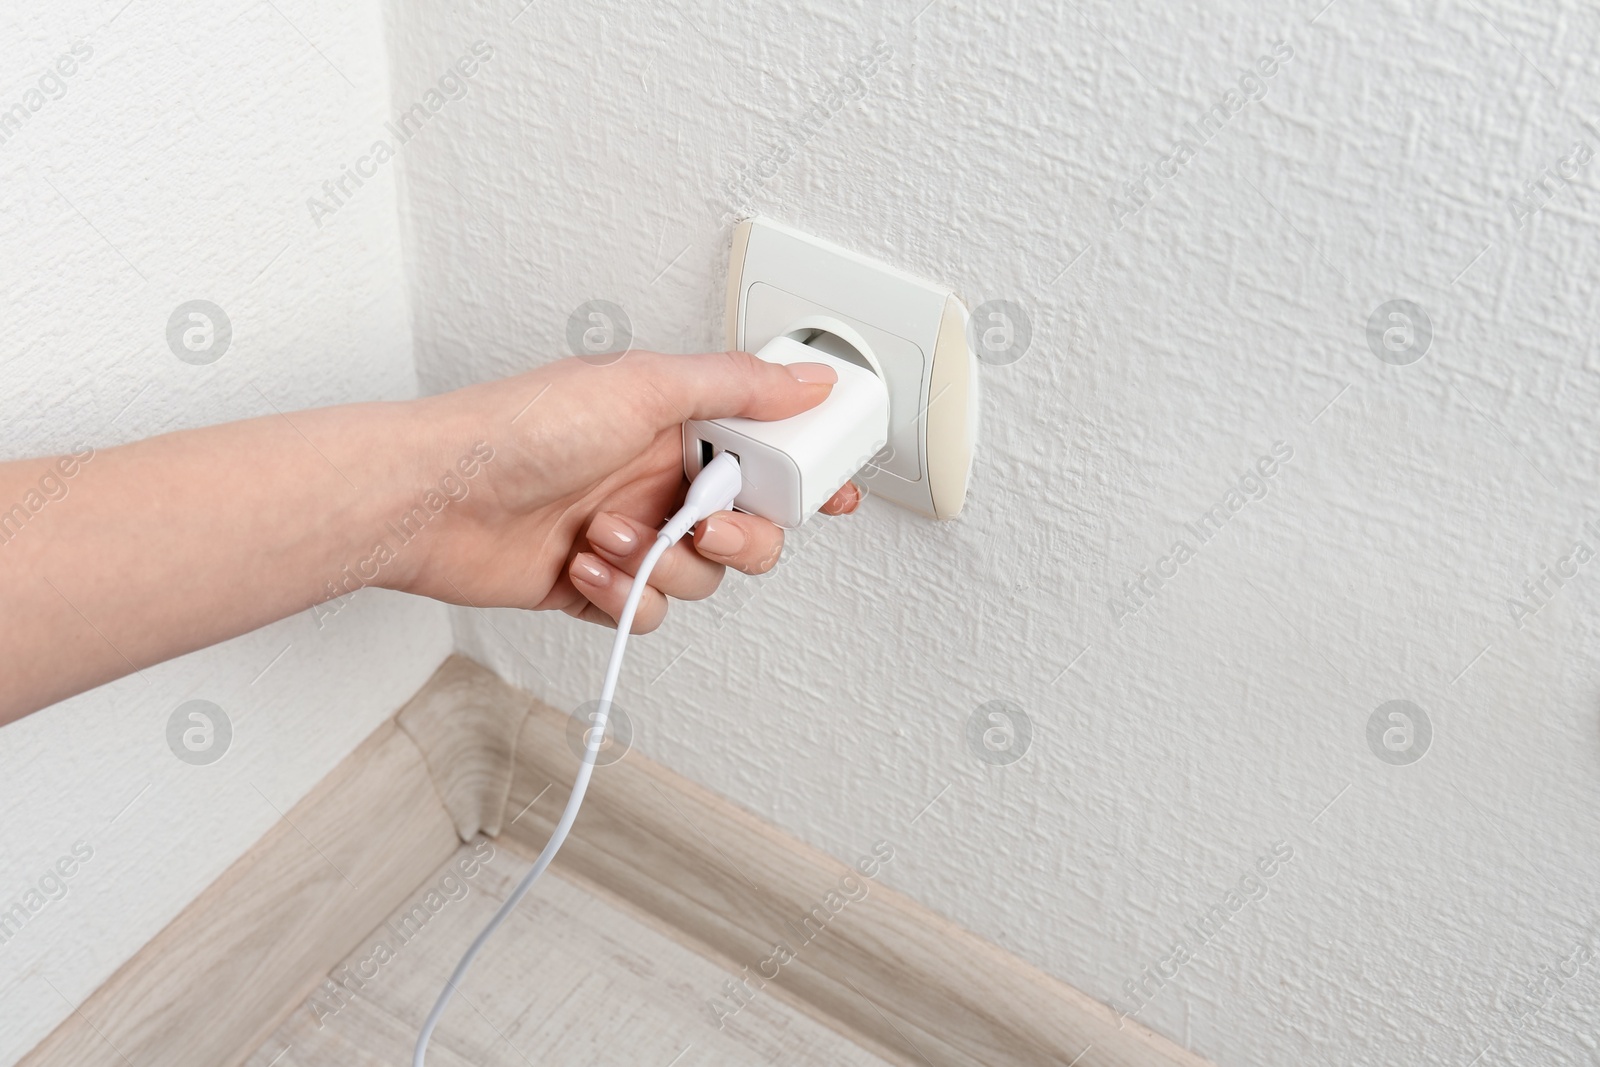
[{"left": 682, "top": 335, "right": 890, "bottom": 529}]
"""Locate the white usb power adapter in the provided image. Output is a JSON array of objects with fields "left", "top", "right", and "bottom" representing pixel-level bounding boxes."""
[{"left": 682, "top": 331, "right": 891, "bottom": 529}]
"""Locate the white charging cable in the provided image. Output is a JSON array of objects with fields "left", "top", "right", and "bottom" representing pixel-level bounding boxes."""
[{"left": 412, "top": 450, "right": 743, "bottom": 1067}]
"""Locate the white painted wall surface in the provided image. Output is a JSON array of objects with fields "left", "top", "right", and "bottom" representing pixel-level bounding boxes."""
[
  {"left": 0, "top": 3, "right": 451, "bottom": 1062},
  {"left": 389, "top": 0, "right": 1600, "bottom": 1063}
]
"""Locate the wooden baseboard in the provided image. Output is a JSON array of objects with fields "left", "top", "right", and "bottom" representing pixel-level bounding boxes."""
[
  {"left": 394, "top": 653, "right": 531, "bottom": 841},
  {"left": 19, "top": 720, "right": 462, "bottom": 1067},
  {"left": 19, "top": 655, "right": 1211, "bottom": 1067},
  {"left": 408, "top": 657, "right": 1209, "bottom": 1067}
]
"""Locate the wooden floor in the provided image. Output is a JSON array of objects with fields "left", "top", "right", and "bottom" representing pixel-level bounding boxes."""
[{"left": 244, "top": 842, "right": 896, "bottom": 1067}]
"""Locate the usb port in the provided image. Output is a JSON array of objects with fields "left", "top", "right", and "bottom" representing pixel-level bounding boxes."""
[{"left": 698, "top": 439, "right": 714, "bottom": 469}]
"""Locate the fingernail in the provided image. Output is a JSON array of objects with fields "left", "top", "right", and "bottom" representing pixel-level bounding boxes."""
[
  {"left": 822, "top": 482, "right": 861, "bottom": 515},
  {"left": 696, "top": 517, "right": 746, "bottom": 556},
  {"left": 572, "top": 553, "right": 612, "bottom": 587},
  {"left": 589, "top": 513, "right": 637, "bottom": 557},
  {"left": 787, "top": 361, "right": 837, "bottom": 384}
]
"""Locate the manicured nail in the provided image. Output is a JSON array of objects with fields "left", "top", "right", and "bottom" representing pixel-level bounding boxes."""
[
  {"left": 589, "top": 513, "right": 637, "bottom": 557},
  {"left": 572, "top": 553, "right": 612, "bottom": 587},
  {"left": 787, "top": 361, "right": 837, "bottom": 384},
  {"left": 822, "top": 482, "right": 861, "bottom": 515},
  {"left": 696, "top": 517, "right": 746, "bottom": 557}
]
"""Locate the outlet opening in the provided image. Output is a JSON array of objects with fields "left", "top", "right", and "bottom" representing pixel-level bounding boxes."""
[
  {"left": 786, "top": 327, "right": 877, "bottom": 378},
  {"left": 698, "top": 438, "right": 713, "bottom": 469}
]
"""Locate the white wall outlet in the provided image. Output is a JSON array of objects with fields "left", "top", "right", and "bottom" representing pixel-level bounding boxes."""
[{"left": 724, "top": 217, "right": 978, "bottom": 520}]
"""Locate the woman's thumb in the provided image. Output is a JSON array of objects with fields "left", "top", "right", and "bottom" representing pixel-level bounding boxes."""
[{"left": 631, "top": 350, "right": 836, "bottom": 426}]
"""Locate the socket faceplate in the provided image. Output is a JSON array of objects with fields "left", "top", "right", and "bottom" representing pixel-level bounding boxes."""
[{"left": 724, "top": 217, "right": 978, "bottom": 520}]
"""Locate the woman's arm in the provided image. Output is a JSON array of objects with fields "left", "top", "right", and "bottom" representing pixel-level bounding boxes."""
[{"left": 0, "top": 350, "right": 850, "bottom": 724}]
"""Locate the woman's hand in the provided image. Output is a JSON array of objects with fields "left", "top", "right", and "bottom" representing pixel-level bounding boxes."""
[{"left": 391, "top": 350, "right": 861, "bottom": 633}]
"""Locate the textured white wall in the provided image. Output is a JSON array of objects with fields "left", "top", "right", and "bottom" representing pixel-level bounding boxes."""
[
  {"left": 0, "top": 3, "right": 451, "bottom": 1062},
  {"left": 389, "top": 0, "right": 1600, "bottom": 1063}
]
